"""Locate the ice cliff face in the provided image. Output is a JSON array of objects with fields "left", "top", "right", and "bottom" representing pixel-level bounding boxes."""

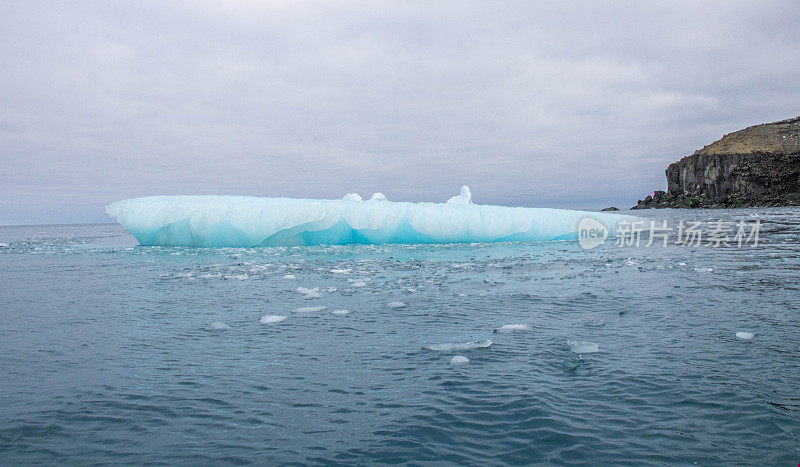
[
  {"left": 634, "top": 116, "right": 800, "bottom": 208},
  {"left": 106, "top": 187, "right": 633, "bottom": 247}
]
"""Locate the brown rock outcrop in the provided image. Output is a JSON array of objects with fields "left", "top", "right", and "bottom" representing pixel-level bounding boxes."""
[{"left": 633, "top": 116, "right": 800, "bottom": 209}]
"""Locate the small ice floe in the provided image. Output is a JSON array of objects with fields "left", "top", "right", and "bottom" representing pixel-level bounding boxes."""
[
  {"left": 387, "top": 301, "right": 407, "bottom": 309},
  {"left": 694, "top": 267, "right": 714, "bottom": 273},
  {"left": 330, "top": 268, "right": 351, "bottom": 274},
  {"left": 450, "top": 356, "right": 470, "bottom": 365},
  {"left": 325, "top": 287, "right": 338, "bottom": 293},
  {"left": 583, "top": 319, "right": 606, "bottom": 327},
  {"left": 296, "top": 286, "right": 321, "bottom": 298},
  {"left": 499, "top": 324, "right": 530, "bottom": 332},
  {"left": 0, "top": 243, "right": 9, "bottom": 248},
  {"left": 351, "top": 281, "right": 367, "bottom": 288},
  {"left": 225, "top": 274, "right": 249, "bottom": 280},
  {"left": 425, "top": 340, "right": 493, "bottom": 351},
  {"left": 568, "top": 340, "right": 600, "bottom": 354},
  {"left": 736, "top": 331, "right": 754, "bottom": 340},
  {"left": 259, "top": 315, "right": 287, "bottom": 324},
  {"left": 292, "top": 306, "right": 327, "bottom": 313},
  {"left": 678, "top": 262, "right": 687, "bottom": 266},
  {"left": 562, "top": 356, "right": 584, "bottom": 372},
  {"left": 283, "top": 274, "right": 296, "bottom": 280},
  {"left": 331, "top": 309, "right": 350, "bottom": 315},
  {"left": 209, "top": 321, "right": 230, "bottom": 330}
]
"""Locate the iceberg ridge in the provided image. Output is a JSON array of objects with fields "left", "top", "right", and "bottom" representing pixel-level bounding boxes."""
[{"left": 106, "top": 186, "right": 635, "bottom": 247}]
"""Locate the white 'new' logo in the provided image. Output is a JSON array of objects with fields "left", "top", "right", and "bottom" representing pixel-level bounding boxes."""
[{"left": 578, "top": 217, "right": 608, "bottom": 249}]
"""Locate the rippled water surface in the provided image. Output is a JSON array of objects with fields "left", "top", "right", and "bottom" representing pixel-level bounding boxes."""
[{"left": 2, "top": 208, "right": 799, "bottom": 465}]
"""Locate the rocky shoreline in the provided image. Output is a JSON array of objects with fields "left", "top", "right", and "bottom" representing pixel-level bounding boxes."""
[{"left": 632, "top": 116, "right": 800, "bottom": 209}]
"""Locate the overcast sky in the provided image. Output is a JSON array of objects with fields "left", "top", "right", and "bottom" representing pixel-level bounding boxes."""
[{"left": 1, "top": 1, "right": 799, "bottom": 224}]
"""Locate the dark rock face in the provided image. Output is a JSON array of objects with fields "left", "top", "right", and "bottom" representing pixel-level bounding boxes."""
[
  {"left": 600, "top": 206, "right": 619, "bottom": 211},
  {"left": 633, "top": 116, "right": 800, "bottom": 209}
]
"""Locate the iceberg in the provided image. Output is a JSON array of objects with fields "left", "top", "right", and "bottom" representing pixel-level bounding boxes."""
[{"left": 106, "top": 186, "right": 635, "bottom": 247}]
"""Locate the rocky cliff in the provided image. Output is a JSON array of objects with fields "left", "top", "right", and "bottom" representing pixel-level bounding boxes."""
[{"left": 633, "top": 116, "right": 800, "bottom": 209}]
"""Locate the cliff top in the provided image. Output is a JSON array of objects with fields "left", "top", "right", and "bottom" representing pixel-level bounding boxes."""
[{"left": 693, "top": 116, "right": 800, "bottom": 156}]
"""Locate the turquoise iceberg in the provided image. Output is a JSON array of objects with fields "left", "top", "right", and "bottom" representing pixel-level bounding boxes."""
[{"left": 106, "top": 187, "right": 633, "bottom": 247}]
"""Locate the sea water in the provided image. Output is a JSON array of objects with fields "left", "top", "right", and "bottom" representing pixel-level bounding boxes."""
[{"left": 1, "top": 208, "right": 799, "bottom": 464}]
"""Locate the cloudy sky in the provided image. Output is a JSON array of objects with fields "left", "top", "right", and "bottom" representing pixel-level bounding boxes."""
[{"left": 2, "top": 1, "right": 799, "bottom": 224}]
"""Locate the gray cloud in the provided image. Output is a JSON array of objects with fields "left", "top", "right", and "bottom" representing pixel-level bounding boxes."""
[{"left": 2, "top": 0, "right": 799, "bottom": 224}]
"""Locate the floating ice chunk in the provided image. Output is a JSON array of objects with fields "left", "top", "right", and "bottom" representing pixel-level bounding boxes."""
[
  {"left": 568, "top": 340, "right": 600, "bottom": 354},
  {"left": 500, "top": 324, "right": 530, "bottom": 332},
  {"left": 446, "top": 185, "right": 473, "bottom": 204},
  {"left": 370, "top": 193, "right": 387, "bottom": 201},
  {"left": 330, "top": 269, "right": 351, "bottom": 274},
  {"left": 583, "top": 319, "right": 606, "bottom": 327},
  {"left": 387, "top": 301, "right": 407, "bottom": 309},
  {"left": 209, "top": 321, "right": 230, "bottom": 330},
  {"left": 0, "top": 243, "right": 9, "bottom": 248},
  {"left": 260, "top": 315, "right": 287, "bottom": 324},
  {"left": 296, "top": 286, "right": 321, "bottom": 298},
  {"left": 332, "top": 309, "right": 350, "bottom": 315},
  {"left": 283, "top": 274, "right": 296, "bottom": 279},
  {"left": 425, "top": 340, "right": 493, "bottom": 351},
  {"left": 736, "top": 331, "right": 754, "bottom": 340},
  {"left": 224, "top": 274, "right": 248, "bottom": 280},
  {"left": 694, "top": 267, "right": 714, "bottom": 273},
  {"left": 106, "top": 191, "right": 636, "bottom": 247},
  {"left": 351, "top": 281, "right": 367, "bottom": 288},
  {"left": 450, "top": 356, "right": 470, "bottom": 365},
  {"left": 342, "top": 193, "right": 363, "bottom": 202},
  {"left": 292, "top": 306, "right": 327, "bottom": 313}
]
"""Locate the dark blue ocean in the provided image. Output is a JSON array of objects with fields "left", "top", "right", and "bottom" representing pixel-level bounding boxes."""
[{"left": 1, "top": 208, "right": 799, "bottom": 465}]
